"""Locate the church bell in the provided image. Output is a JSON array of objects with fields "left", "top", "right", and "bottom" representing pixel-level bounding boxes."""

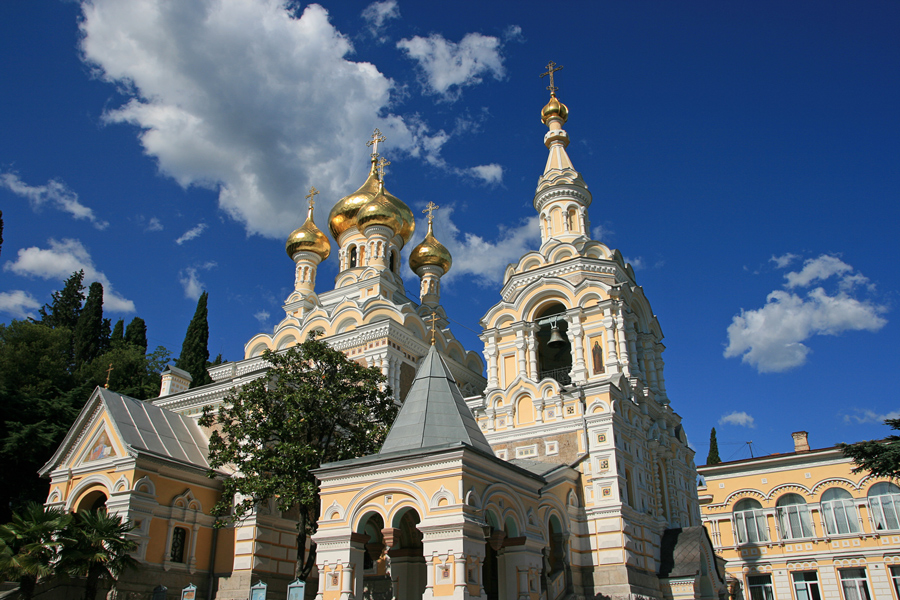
[{"left": 548, "top": 322, "right": 567, "bottom": 347}]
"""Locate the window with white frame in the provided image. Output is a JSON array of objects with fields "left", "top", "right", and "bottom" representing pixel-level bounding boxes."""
[
  {"left": 776, "top": 493, "right": 815, "bottom": 539},
  {"left": 890, "top": 565, "right": 900, "bottom": 597},
  {"left": 839, "top": 568, "right": 871, "bottom": 600},
  {"left": 821, "top": 488, "right": 861, "bottom": 535},
  {"left": 733, "top": 498, "right": 769, "bottom": 544},
  {"left": 747, "top": 574, "right": 774, "bottom": 600},
  {"left": 792, "top": 571, "right": 821, "bottom": 600},
  {"left": 867, "top": 481, "right": 900, "bottom": 531}
]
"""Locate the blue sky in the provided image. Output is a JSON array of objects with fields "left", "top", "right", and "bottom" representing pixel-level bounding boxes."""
[{"left": 1, "top": 1, "right": 898, "bottom": 462}]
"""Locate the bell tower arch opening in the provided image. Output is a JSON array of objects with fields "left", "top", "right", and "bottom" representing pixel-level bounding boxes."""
[{"left": 535, "top": 303, "right": 572, "bottom": 384}]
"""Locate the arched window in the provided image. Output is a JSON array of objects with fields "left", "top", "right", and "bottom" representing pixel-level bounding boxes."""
[
  {"left": 535, "top": 303, "right": 571, "bottom": 385},
  {"left": 170, "top": 526, "right": 187, "bottom": 563},
  {"left": 389, "top": 250, "right": 396, "bottom": 273},
  {"left": 821, "top": 488, "right": 861, "bottom": 535},
  {"left": 348, "top": 246, "right": 358, "bottom": 268},
  {"left": 776, "top": 493, "right": 814, "bottom": 539},
  {"left": 868, "top": 482, "right": 900, "bottom": 531},
  {"left": 733, "top": 498, "right": 768, "bottom": 544}
]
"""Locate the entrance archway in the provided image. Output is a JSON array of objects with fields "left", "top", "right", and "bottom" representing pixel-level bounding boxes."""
[
  {"left": 74, "top": 488, "right": 108, "bottom": 513},
  {"left": 390, "top": 508, "right": 425, "bottom": 599},
  {"left": 535, "top": 303, "right": 571, "bottom": 384}
]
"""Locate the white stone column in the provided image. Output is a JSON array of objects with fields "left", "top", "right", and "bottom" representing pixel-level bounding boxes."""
[
  {"left": 643, "top": 339, "right": 658, "bottom": 392},
  {"left": 603, "top": 310, "right": 620, "bottom": 374},
  {"left": 566, "top": 316, "right": 586, "bottom": 384},
  {"left": 627, "top": 321, "right": 641, "bottom": 377},
  {"left": 656, "top": 353, "right": 669, "bottom": 404},
  {"left": 514, "top": 326, "right": 527, "bottom": 379},
  {"left": 615, "top": 306, "right": 630, "bottom": 377},
  {"left": 526, "top": 324, "right": 538, "bottom": 381},
  {"left": 424, "top": 553, "right": 436, "bottom": 599},
  {"left": 483, "top": 338, "right": 499, "bottom": 389}
]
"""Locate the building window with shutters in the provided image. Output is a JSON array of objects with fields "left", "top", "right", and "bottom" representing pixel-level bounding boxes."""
[
  {"left": 747, "top": 575, "right": 774, "bottom": 600},
  {"left": 170, "top": 526, "right": 187, "bottom": 563},
  {"left": 839, "top": 568, "right": 871, "bottom": 600},
  {"left": 792, "top": 571, "right": 821, "bottom": 600}
]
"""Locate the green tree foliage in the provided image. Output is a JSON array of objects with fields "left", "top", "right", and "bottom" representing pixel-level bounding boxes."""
[
  {"left": 176, "top": 292, "right": 212, "bottom": 387},
  {"left": 199, "top": 335, "right": 398, "bottom": 578},
  {"left": 707, "top": 427, "right": 721, "bottom": 465},
  {"left": 840, "top": 418, "right": 900, "bottom": 479},
  {"left": 73, "top": 282, "right": 105, "bottom": 369},
  {"left": 0, "top": 503, "right": 72, "bottom": 600},
  {"left": 60, "top": 510, "right": 137, "bottom": 600},
  {"left": 123, "top": 317, "right": 148, "bottom": 354},
  {"left": 110, "top": 320, "right": 124, "bottom": 345},
  {"left": 37, "top": 270, "right": 85, "bottom": 332},
  {"left": 80, "top": 345, "right": 171, "bottom": 401},
  {"left": 0, "top": 321, "right": 78, "bottom": 521}
]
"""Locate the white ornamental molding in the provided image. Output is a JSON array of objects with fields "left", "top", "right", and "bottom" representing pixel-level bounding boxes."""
[{"left": 534, "top": 186, "right": 592, "bottom": 213}]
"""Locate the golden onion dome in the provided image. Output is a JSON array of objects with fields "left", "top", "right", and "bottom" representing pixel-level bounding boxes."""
[
  {"left": 328, "top": 159, "right": 380, "bottom": 240},
  {"left": 357, "top": 184, "right": 404, "bottom": 236},
  {"left": 409, "top": 219, "right": 452, "bottom": 274},
  {"left": 286, "top": 204, "right": 331, "bottom": 260},
  {"left": 380, "top": 185, "right": 415, "bottom": 246},
  {"left": 541, "top": 94, "right": 569, "bottom": 125}
]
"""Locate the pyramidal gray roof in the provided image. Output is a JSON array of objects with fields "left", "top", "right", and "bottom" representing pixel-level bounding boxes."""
[{"left": 380, "top": 345, "right": 493, "bottom": 455}]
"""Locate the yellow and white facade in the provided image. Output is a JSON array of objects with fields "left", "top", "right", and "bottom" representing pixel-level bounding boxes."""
[
  {"left": 698, "top": 431, "right": 900, "bottom": 600},
  {"left": 41, "top": 80, "right": 726, "bottom": 600}
]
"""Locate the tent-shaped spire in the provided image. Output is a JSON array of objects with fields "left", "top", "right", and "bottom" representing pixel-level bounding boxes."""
[{"left": 380, "top": 345, "right": 493, "bottom": 455}]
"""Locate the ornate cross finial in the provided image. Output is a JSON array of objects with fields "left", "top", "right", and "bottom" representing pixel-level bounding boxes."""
[
  {"left": 305, "top": 186, "right": 319, "bottom": 209},
  {"left": 377, "top": 156, "right": 391, "bottom": 181},
  {"left": 423, "top": 201, "right": 439, "bottom": 224},
  {"left": 540, "top": 61, "right": 564, "bottom": 95},
  {"left": 426, "top": 312, "right": 438, "bottom": 346},
  {"left": 104, "top": 363, "right": 114, "bottom": 389},
  {"left": 366, "top": 128, "right": 386, "bottom": 158}
]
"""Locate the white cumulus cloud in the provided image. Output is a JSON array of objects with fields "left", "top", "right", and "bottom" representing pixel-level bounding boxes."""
[
  {"left": 843, "top": 408, "right": 900, "bottom": 425},
  {"left": 397, "top": 32, "right": 507, "bottom": 101},
  {"left": 0, "top": 171, "right": 108, "bottom": 229},
  {"left": 254, "top": 310, "right": 271, "bottom": 324},
  {"left": 465, "top": 164, "right": 503, "bottom": 186},
  {"left": 176, "top": 223, "right": 208, "bottom": 245},
  {"left": 404, "top": 205, "right": 540, "bottom": 286},
  {"left": 719, "top": 411, "right": 756, "bottom": 428},
  {"left": 146, "top": 217, "right": 163, "bottom": 231},
  {"left": 178, "top": 261, "right": 217, "bottom": 300},
  {"left": 361, "top": 0, "right": 400, "bottom": 40},
  {"left": 3, "top": 239, "right": 135, "bottom": 312},
  {"left": 78, "top": 0, "right": 487, "bottom": 239},
  {"left": 725, "top": 254, "right": 887, "bottom": 373},
  {"left": 770, "top": 253, "right": 799, "bottom": 269},
  {"left": 0, "top": 290, "right": 42, "bottom": 319}
]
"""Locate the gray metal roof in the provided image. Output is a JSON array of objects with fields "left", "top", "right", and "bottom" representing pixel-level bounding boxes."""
[
  {"left": 507, "top": 458, "right": 567, "bottom": 477},
  {"left": 380, "top": 345, "right": 493, "bottom": 455},
  {"left": 98, "top": 387, "right": 210, "bottom": 468}
]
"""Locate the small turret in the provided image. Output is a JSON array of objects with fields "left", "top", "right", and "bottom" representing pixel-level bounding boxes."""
[{"left": 409, "top": 202, "right": 451, "bottom": 308}]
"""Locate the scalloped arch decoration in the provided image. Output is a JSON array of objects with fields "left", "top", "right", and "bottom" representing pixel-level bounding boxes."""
[
  {"left": 48, "top": 489, "right": 61, "bottom": 503},
  {"left": 722, "top": 488, "right": 767, "bottom": 506},
  {"left": 567, "top": 490, "right": 579, "bottom": 507},
  {"left": 810, "top": 478, "right": 860, "bottom": 495},
  {"left": 248, "top": 342, "right": 270, "bottom": 358},
  {"left": 465, "top": 488, "right": 481, "bottom": 509},
  {"left": 276, "top": 334, "right": 297, "bottom": 350},
  {"left": 113, "top": 476, "right": 129, "bottom": 493},
  {"left": 766, "top": 483, "right": 812, "bottom": 500},
  {"left": 324, "top": 500, "right": 345, "bottom": 521},
  {"left": 133, "top": 475, "right": 156, "bottom": 495},
  {"left": 430, "top": 486, "right": 455, "bottom": 508}
]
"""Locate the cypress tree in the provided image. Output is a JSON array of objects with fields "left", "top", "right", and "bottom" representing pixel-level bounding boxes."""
[
  {"left": 73, "top": 282, "right": 104, "bottom": 369},
  {"left": 124, "top": 317, "right": 148, "bottom": 355},
  {"left": 707, "top": 427, "right": 721, "bottom": 465},
  {"left": 38, "top": 270, "right": 85, "bottom": 331},
  {"left": 110, "top": 320, "right": 124, "bottom": 344},
  {"left": 176, "top": 292, "right": 212, "bottom": 387}
]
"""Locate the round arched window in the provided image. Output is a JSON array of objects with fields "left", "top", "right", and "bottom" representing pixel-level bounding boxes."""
[
  {"left": 868, "top": 482, "right": 900, "bottom": 531},
  {"left": 733, "top": 498, "right": 768, "bottom": 544},
  {"left": 776, "top": 493, "right": 814, "bottom": 539},
  {"left": 821, "top": 488, "right": 860, "bottom": 535}
]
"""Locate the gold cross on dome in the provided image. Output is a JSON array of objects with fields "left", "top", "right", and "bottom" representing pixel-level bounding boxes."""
[
  {"left": 377, "top": 156, "right": 391, "bottom": 180},
  {"left": 366, "top": 128, "right": 386, "bottom": 157},
  {"left": 104, "top": 363, "right": 114, "bottom": 389},
  {"left": 423, "top": 201, "right": 439, "bottom": 224},
  {"left": 305, "top": 186, "right": 319, "bottom": 209},
  {"left": 540, "top": 61, "right": 563, "bottom": 95},
  {"left": 426, "top": 312, "right": 438, "bottom": 345}
]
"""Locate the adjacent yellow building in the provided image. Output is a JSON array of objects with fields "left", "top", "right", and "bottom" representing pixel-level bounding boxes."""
[{"left": 698, "top": 431, "right": 900, "bottom": 600}]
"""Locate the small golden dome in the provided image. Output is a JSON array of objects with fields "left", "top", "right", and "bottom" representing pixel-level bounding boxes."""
[
  {"left": 409, "top": 220, "right": 452, "bottom": 274},
  {"left": 381, "top": 185, "right": 415, "bottom": 246},
  {"left": 286, "top": 205, "right": 331, "bottom": 260},
  {"left": 328, "top": 159, "right": 380, "bottom": 240},
  {"left": 541, "top": 94, "right": 569, "bottom": 125},
  {"left": 357, "top": 185, "right": 404, "bottom": 236}
]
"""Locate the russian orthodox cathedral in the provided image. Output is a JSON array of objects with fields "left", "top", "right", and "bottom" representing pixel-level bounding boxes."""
[{"left": 40, "top": 68, "right": 726, "bottom": 600}]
